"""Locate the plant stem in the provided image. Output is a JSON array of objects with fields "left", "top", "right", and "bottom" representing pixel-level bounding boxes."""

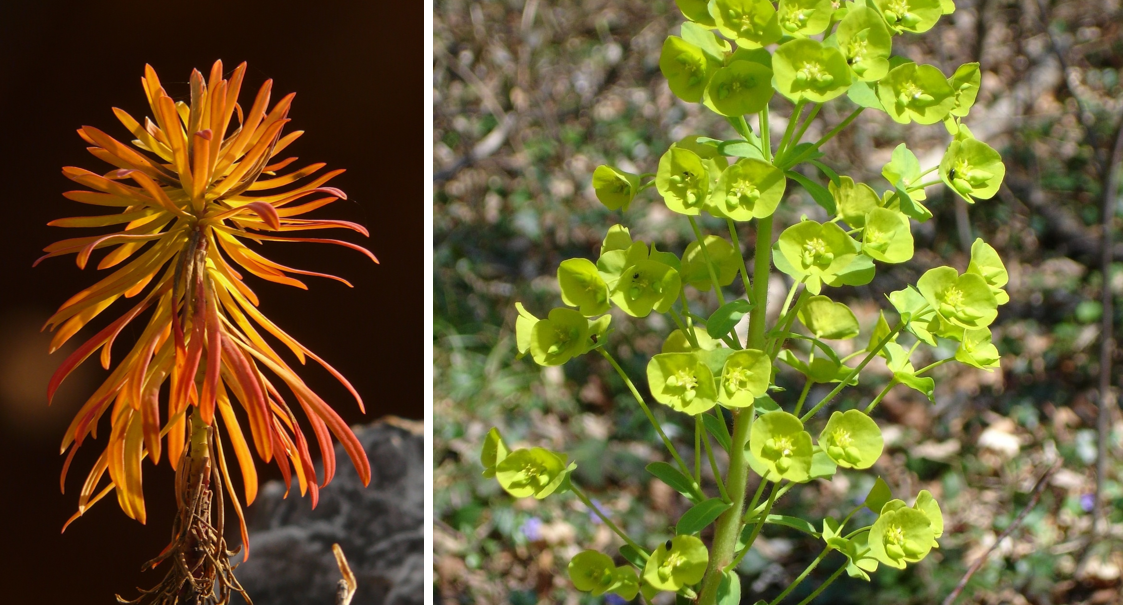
[
  {"left": 784, "top": 107, "right": 864, "bottom": 169},
  {"left": 768, "top": 289, "right": 810, "bottom": 358},
  {"left": 698, "top": 215, "right": 774, "bottom": 604},
  {"left": 759, "top": 108, "right": 773, "bottom": 163},
  {"left": 571, "top": 483, "right": 646, "bottom": 554},
  {"left": 598, "top": 347, "right": 694, "bottom": 479},
  {"left": 777, "top": 100, "right": 807, "bottom": 160},
  {"left": 728, "top": 219, "right": 754, "bottom": 302},
  {"left": 772, "top": 546, "right": 830, "bottom": 604},
  {"left": 915, "top": 356, "right": 955, "bottom": 375},
  {"left": 698, "top": 414, "right": 730, "bottom": 502},
  {"left": 864, "top": 381, "right": 897, "bottom": 414},
  {"left": 728, "top": 115, "right": 754, "bottom": 142},
  {"left": 726, "top": 481, "right": 780, "bottom": 572},
  {"left": 799, "top": 562, "right": 847, "bottom": 605},
  {"left": 793, "top": 378, "right": 814, "bottom": 417},
  {"left": 670, "top": 305, "right": 700, "bottom": 350},
  {"left": 800, "top": 319, "right": 906, "bottom": 423},
  {"left": 688, "top": 216, "right": 727, "bottom": 309},
  {"left": 789, "top": 103, "right": 823, "bottom": 151},
  {"left": 695, "top": 416, "right": 703, "bottom": 485},
  {"left": 905, "top": 165, "right": 940, "bottom": 185}
]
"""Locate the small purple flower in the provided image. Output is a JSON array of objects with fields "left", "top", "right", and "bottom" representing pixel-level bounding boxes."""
[
  {"left": 589, "top": 499, "right": 606, "bottom": 523},
  {"left": 520, "top": 516, "right": 543, "bottom": 541},
  {"left": 1080, "top": 493, "right": 1095, "bottom": 513},
  {"left": 605, "top": 593, "right": 628, "bottom": 604}
]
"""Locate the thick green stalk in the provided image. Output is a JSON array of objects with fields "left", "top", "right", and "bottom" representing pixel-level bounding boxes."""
[{"left": 698, "top": 213, "right": 774, "bottom": 604}]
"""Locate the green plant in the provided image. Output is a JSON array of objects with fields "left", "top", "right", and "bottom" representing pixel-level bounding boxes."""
[{"left": 482, "top": 0, "right": 1008, "bottom": 603}]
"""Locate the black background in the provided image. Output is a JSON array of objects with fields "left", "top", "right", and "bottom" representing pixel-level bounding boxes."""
[{"left": 0, "top": 0, "right": 422, "bottom": 602}]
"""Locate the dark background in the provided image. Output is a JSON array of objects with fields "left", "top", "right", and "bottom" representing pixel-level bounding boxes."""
[{"left": 0, "top": 0, "right": 422, "bottom": 602}]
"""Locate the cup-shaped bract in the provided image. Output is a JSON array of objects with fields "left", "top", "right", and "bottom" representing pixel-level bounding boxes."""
[
  {"left": 917, "top": 266, "right": 998, "bottom": 330},
  {"left": 877, "top": 62, "right": 956, "bottom": 124},
  {"left": 955, "top": 327, "right": 1000, "bottom": 369},
  {"left": 663, "top": 326, "right": 724, "bottom": 353},
  {"left": 593, "top": 165, "right": 641, "bottom": 211},
  {"left": 611, "top": 260, "right": 682, "bottom": 317},
  {"left": 775, "top": 220, "right": 862, "bottom": 294},
  {"left": 967, "top": 237, "right": 1009, "bottom": 304},
  {"left": 831, "top": 176, "right": 881, "bottom": 229},
  {"left": 559, "top": 258, "right": 612, "bottom": 316},
  {"left": 862, "top": 207, "right": 914, "bottom": 264},
  {"left": 948, "top": 62, "right": 981, "bottom": 117},
  {"left": 874, "top": 0, "right": 943, "bottom": 33},
  {"left": 642, "top": 536, "right": 709, "bottom": 592},
  {"left": 530, "top": 307, "right": 591, "bottom": 366},
  {"left": 660, "top": 36, "right": 721, "bottom": 103},
  {"left": 495, "top": 447, "right": 571, "bottom": 499},
  {"left": 657, "top": 147, "right": 711, "bottom": 215},
  {"left": 713, "top": 0, "right": 783, "bottom": 49},
  {"left": 748, "top": 411, "right": 815, "bottom": 482},
  {"left": 799, "top": 295, "right": 860, "bottom": 339},
  {"left": 835, "top": 6, "right": 893, "bottom": 82},
  {"left": 706, "top": 158, "right": 786, "bottom": 220},
  {"left": 514, "top": 302, "right": 540, "bottom": 357},
  {"left": 773, "top": 38, "right": 853, "bottom": 103},
  {"left": 819, "top": 410, "right": 884, "bottom": 469},
  {"left": 569, "top": 551, "right": 638, "bottom": 599},
  {"left": 600, "top": 224, "right": 634, "bottom": 256},
  {"left": 676, "top": 0, "right": 717, "bottom": 26},
  {"left": 914, "top": 490, "right": 944, "bottom": 547},
  {"left": 704, "top": 60, "right": 775, "bottom": 117},
  {"left": 680, "top": 236, "right": 741, "bottom": 291},
  {"left": 481, "top": 427, "right": 511, "bottom": 478},
  {"left": 940, "top": 137, "right": 1004, "bottom": 203},
  {"left": 647, "top": 352, "right": 719, "bottom": 415},
  {"left": 868, "top": 505, "right": 935, "bottom": 568},
  {"left": 777, "top": 0, "right": 834, "bottom": 37},
  {"left": 719, "top": 348, "right": 772, "bottom": 408}
]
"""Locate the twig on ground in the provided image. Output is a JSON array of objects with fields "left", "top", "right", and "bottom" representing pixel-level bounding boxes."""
[
  {"left": 943, "top": 459, "right": 1063, "bottom": 605},
  {"left": 333, "top": 543, "right": 357, "bottom": 605}
]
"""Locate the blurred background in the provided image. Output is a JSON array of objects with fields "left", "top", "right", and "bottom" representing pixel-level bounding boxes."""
[
  {"left": 0, "top": 0, "right": 422, "bottom": 602},
  {"left": 433, "top": 0, "right": 1122, "bottom": 603}
]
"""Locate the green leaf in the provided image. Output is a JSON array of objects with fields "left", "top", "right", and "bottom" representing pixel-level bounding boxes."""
[
  {"left": 681, "top": 236, "right": 741, "bottom": 291},
  {"left": 707, "top": 300, "right": 756, "bottom": 339},
  {"left": 646, "top": 462, "right": 700, "bottom": 501},
  {"left": 894, "top": 369, "right": 935, "bottom": 400},
  {"left": 914, "top": 490, "right": 944, "bottom": 546},
  {"left": 847, "top": 80, "right": 885, "bottom": 110},
  {"left": 707, "top": 158, "right": 786, "bottom": 220},
  {"left": 864, "top": 477, "right": 892, "bottom": 512},
  {"left": 808, "top": 159, "right": 840, "bottom": 187},
  {"left": 717, "top": 571, "right": 741, "bottom": 605},
  {"left": 558, "top": 258, "right": 612, "bottom": 316},
  {"left": 893, "top": 185, "right": 933, "bottom": 222},
  {"left": 611, "top": 259, "right": 682, "bottom": 317},
  {"left": 481, "top": 427, "right": 511, "bottom": 478},
  {"left": 772, "top": 38, "right": 853, "bottom": 103},
  {"left": 648, "top": 352, "right": 719, "bottom": 415},
  {"left": 495, "top": 448, "right": 570, "bottom": 499},
  {"left": 620, "top": 544, "right": 649, "bottom": 570},
  {"left": 663, "top": 326, "right": 723, "bottom": 353},
  {"left": 744, "top": 513, "right": 821, "bottom": 537},
  {"left": 643, "top": 536, "right": 709, "bottom": 592},
  {"left": 966, "top": 237, "right": 1009, "bottom": 303},
  {"left": 810, "top": 449, "right": 838, "bottom": 479},
  {"left": 717, "top": 139, "right": 765, "bottom": 160},
  {"left": 786, "top": 171, "right": 837, "bottom": 216},
  {"left": 713, "top": 0, "right": 783, "bottom": 50},
  {"left": 704, "top": 60, "right": 775, "bottom": 117},
  {"left": 530, "top": 308, "right": 591, "bottom": 366},
  {"left": 819, "top": 410, "right": 884, "bottom": 469},
  {"left": 747, "top": 411, "right": 814, "bottom": 482},
  {"left": 866, "top": 311, "right": 893, "bottom": 354},
  {"left": 592, "top": 165, "right": 641, "bottom": 211},
  {"left": 677, "top": 498, "right": 733, "bottom": 536},
  {"left": 754, "top": 394, "right": 782, "bottom": 415},
  {"left": 600, "top": 224, "right": 633, "bottom": 256},
  {"left": 514, "top": 302, "right": 540, "bottom": 356},
  {"left": 831, "top": 176, "right": 880, "bottom": 229},
  {"left": 702, "top": 412, "right": 733, "bottom": 452},
  {"left": 882, "top": 143, "right": 922, "bottom": 185},
  {"left": 798, "top": 295, "right": 860, "bottom": 339},
  {"left": 660, "top": 36, "right": 720, "bottom": 103},
  {"left": 718, "top": 348, "right": 772, "bottom": 408},
  {"left": 948, "top": 62, "right": 981, "bottom": 117},
  {"left": 676, "top": 0, "right": 718, "bottom": 26},
  {"left": 657, "top": 146, "right": 711, "bottom": 215},
  {"left": 681, "top": 21, "right": 731, "bottom": 62}
]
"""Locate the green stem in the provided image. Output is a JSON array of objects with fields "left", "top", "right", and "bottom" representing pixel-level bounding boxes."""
[
  {"left": 698, "top": 213, "right": 775, "bottom": 604},
  {"left": 759, "top": 108, "right": 773, "bottom": 163},
  {"left": 639, "top": 180, "right": 656, "bottom": 192},
  {"left": 695, "top": 416, "right": 703, "bottom": 486},
  {"left": 915, "top": 356, "right": 955, "bottom": 376},
  {"left": 688, "top": 216, "right": 727, "bottom": 308},
  {"left": 905, "top": 165, "right": 939, "bottom": 185},
  {"left": 912, "top": 179, "right": 943, "bottom": 189},
  {"left": 571, "top": 483, "right": 646, "bottom": 554},
  {"left": 789, "top": 103, "right": 823, "bottom": 152},
  {"left": 799, "top": 562, "right": 848, "bottom": 605},
  {"left": 598, "top": 348, "right": 694, "bottom": 479},
  {"left": 728, "top": 219, "right": 754, "bottom": 302},
  {"left": 699, "top": 414, "right": 731, "bottom": 503},
  {"left": 793, "top": 378, "right": 814, "bottom": 417},
  {"left": 777, "top": 100, "right": 807, "bottom": 160},
  {"left": 726, "top": 481, "right": 781, "bottom": 572},
  {"left": 728, "top": 115, "right": 754, "bottom": 142},
  {"left": 768, "top": 289, "right": 810, "bottom": 358},
  {"left": 670, "top": 306, "right": 700, "bottom": 350},
  {"left": 772, "top": 547, "right": 830, "bottom": 604},
  {"left": 864, "top": 381, "right": 897, "bottom": 414},
  {"left": 799, "top": 319, "right": 906, "bottom": 423},
  {"left": 784, "top": 107, "right": 864, "bottom": 169}
]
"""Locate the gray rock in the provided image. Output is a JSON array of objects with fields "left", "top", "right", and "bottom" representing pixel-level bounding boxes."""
[{"left": 233, "top": 418, "right": 424, "bottom": 604}]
